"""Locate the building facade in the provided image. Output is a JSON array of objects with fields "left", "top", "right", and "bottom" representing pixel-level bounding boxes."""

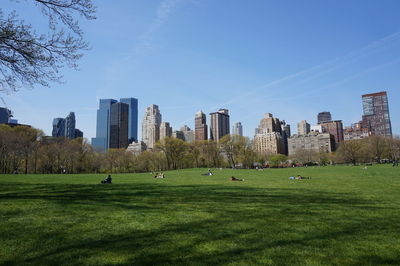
[
  {"left": 52, "top": 112, "right": 82, "bottom": 139},
  {"left": 120, "top": 98, "right": 138, "bottom": 143},
  {"left": 317, "top": 111, "right": 332, "bottom": 124},
  {"left": 195, "top": 111, "right": 208, "bottom": 141},
  {"left": 142, "top": 104, "right": 162, "bottom": 149},
  {"left": 288, "top": 132, "right": 334, "bottom": 156},
  {"left": 361, "top": 91, "right": 392, "bottom": 137},
  {"left": 159, "top": 122, "right": 172, "bottom": 140},
  {"left": 253, "top": 113, "right": 285, "bottom": 155},
  {"left": 210, "top": 109, "right": 230, "bottom": 142},
  {"left": 109, "top": 102, "right": 129, "bottom": 149},
  {"left": 52, "top": 118, "right": 65, "bottom": 137},
  {"left": 181, "top": 125, "right": 195, "bottom": 143},
  {"left": 297, "top": 120, "right": 310, "bottom": 136},
  {"left": 127, "top": 141, "right": 147, "bottom": 156},
  {"left": 92, "top": 99, "right": 117, "bottom": 152},
  {"left": 0, "top": 107, "right": 11, "bottom": 124},
  {"left": 92, "top": 98, "right": 138, "bottom": 152},
  {"left": 232, "top": 122, "right": 243, "bottom": 136},
  {"left": 320, "top": 120, "right": 344, "bottom": 149}
]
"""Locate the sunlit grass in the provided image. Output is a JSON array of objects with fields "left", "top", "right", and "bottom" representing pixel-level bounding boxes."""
[{"left": 1, "top": 165, "right": 399, "bottom": 265}]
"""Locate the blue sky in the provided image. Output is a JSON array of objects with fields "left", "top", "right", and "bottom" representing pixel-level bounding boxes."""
[{"left": 2, "top": 0, "right": 400, "bottom": 139}]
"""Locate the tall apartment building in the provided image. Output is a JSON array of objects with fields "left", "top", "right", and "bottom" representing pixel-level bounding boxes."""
[
  {"left": 160, "top": 122, "right": 172, "bottom": 140},
  {"left": 181, "top": 125, "right": 195, "bottom": 143},
  {"left": 317, "top": 111, "right": 332, "bottom": 124},
  {"left": 142, "top": 104, "right": 162, "bottom": 149},
  {"left": 361, "top": 91, "right": 392, "bottom": 137},
  {"left": 281, "top": 120, "right": 291, "bottom": 155},
  {"left": 320, "top": 120, "right": 343, "bottom": 149},
  {"left": 52, "top": 112, "right": 82, "bottom": 139},
  {"left": 253, "top": 113, "right": 285, "bottom": 155},
  {"left": 232, "top": 122, "right": 243, "bottom": 136},
  {"left": 92, "top": 98, "right": 138, "bottom": 152},
  {"left": 210, "top": 109, "right": 230, "bottom": 142},
  {"left": 297, "top": 120, "right": 310, "bottom": 136},
  {"left": 109, "top": 102, "right": 129, "bottom": 149},
  {"left": 195, "top": 111, "right": 208, "bottom": 141}
]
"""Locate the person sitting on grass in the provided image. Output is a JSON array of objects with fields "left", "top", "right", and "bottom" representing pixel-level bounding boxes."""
[
  {"left": 101, "top": 174, "right": 112, "bottom": 184},
  {"left": 231, "top": 176, "right": 244, "bottom": 181},
  {"left": 201, "top": 169, "right": 213, "bottom": 176},
  {"left": 155, "top": 172, "right": 165, "bottom": 178}
]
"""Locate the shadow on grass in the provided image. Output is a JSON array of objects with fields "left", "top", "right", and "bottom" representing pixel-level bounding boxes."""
[{"left": 1, "top": 183, "right": 399, "bottom": 265}]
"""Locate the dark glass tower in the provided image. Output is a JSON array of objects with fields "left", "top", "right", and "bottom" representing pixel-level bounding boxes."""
[
  {"left": 361, "top": 91, "right": 392, "bottom": 137},
  {"left": 110, "top": 102, "right": 129, "bottom": 149},
  {"left": 65, "top": 112, "right": 76, "bottom": 139},
  {"left": 52, "top": 118, "right": 65, "bottom": 137},
  {"left": 317, "top": 111, "right": 332, "bottom": 124},
  {"left": 120, "top": 98, "right": 138, "bottom": 143}
]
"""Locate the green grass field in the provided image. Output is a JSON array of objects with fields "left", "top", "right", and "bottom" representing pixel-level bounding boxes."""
[{"left": 1, "top": 165, "right": 400, "bottom": 265}]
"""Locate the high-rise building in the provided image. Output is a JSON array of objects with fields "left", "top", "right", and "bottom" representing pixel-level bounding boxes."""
[
  {"left": 52, "top": 112, "right": 82, "bottom": 139},
  {"left": 74, "top": 129, "right": 83, "bottom": 138},
  {"left": 142, "top": 104, "right": 162, "bottom": 149},
  {"left": 232, "top": 122, "right": 243, "bottom": 136},
  {"left": 52, "top": 118, "right": 65, "bottom": 137},
  {"left": 172, "top": 130, "right": 185, "bottom": 141},
  {"left": 253, "top": 113, "right": 285, "bottom": 155},
  {"left": 297, "top": 120, "right": 310, "bottom": 136},
  {"left": 120, "top": 98, "right": 138, "bottom": 143},
  {"left": 181, "top": 125, "right": 195, "bottom": 143},
  {"left": 109, "top": 102, "right": 129, "bottom": 149},
  {"left": 320, "top": 120, "right": 344, "bottom": 149},
  {"left": 361, "top": 91, "right": 392, "bottom": 137},
  {"left": 0, "top": 107, "right": 11, "bottom": 124},
  {"left": 195, "top": 111, "right": 208, "bottom": 141},
  {"left": 92, "top": 98, "right": 138, "bottom": 152},
  {"left": 65, "top": 112, "right": 76, "bottom": 139},
  {"left": 317, "top": 111, "right": 332, "bottom": 124},
  {"left": 92, "top": 99, "right": 117, "bottom": 152},
  {"left": 160, "top": 122, "right": 172, "bottom": 140},
  {"left": 210, "top": 109, "right": 230, "bottom": 142},
  {"left": 281, "top": 120, "right": 291, "bottom": 155}
]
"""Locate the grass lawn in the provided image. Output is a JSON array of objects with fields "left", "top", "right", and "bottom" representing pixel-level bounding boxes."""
[{"left": 1, "top": 165, "right": 400, "bottom": 265}]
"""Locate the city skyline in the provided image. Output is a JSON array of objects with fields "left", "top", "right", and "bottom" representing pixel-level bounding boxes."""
[{"left": 1, "top": 1, "right": 399, "bottom": 139}]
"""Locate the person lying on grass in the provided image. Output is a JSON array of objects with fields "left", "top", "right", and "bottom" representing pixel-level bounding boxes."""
[
  {"left": 231, "top": 176, "right": 244, "bottom": 181},
  {"left": 295, "top": 175, "right": 311, "bottom": 180},
  {"left": 201, "top": 169, "right": 213, "bottom": 176}
]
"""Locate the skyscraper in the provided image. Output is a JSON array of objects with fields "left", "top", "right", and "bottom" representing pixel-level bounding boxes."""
[
  {"left": 361, "top": 91, "right": 392, "bottom": 137},
  {"left": 92, "top": 98, "right": 138, "bottom": 152},
  {"left": 0, "top": 107, "right": 11, "bottom": 124},
  {"left": 109, "top": 102, "right": 129, "bottom": 149},
  {"left": 232, "top": 122, "right": 243, "bottom": 136},
  {"left": 317, "top": 111, "right": 332, "bottom": 124},
  {"left": 52, "top": 112, "right": 82, "bottom": 139},
  {"left": 320, "top": 120, "right": 344, "bottom": 149},
  {"left": 65, "top": 112, "right": 76, "bottom": 139},
  {"left": 253, "top": 113, "right": 285, "bottom": 155},
  {"left": 297, "top": 120, "right": 310, "bottom": 136},
  {"left": 160, "top": 122, "right": 172, "bottom": 140},
  {"left": 142, "top": 104, "right": 162, "bottom": 149},
  {"left": 52, "top": 118, "right": 65, "bottom": 137},
  {"left": 210, "top": 109, "right": 230, "bottom": 142},
  {"left": 181, "top": 125, "right": 195, "bottom": 142},
  {"left": 92, "top": 99, "right": 117, "bottom": 152},
  {"left": 195, "top": 111, "right": 208, "bottom": 141},
  {"left": 120, "top": 98, "right": 138, "bottom": 143}
]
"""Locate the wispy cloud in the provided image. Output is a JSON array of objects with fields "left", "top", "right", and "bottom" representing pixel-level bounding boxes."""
[{"left": 137, "top": 0, "right": 182, "bottom": 52}]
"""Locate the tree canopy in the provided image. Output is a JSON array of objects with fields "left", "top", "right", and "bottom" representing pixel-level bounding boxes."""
[{"left": 0, "top": 0, "right": 96, "bottom": 93}]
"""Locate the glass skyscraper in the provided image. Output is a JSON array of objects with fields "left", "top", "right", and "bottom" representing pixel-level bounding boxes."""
[
  {"left": 92, "top": 98, "right": 138, "bottom": 152},
  {"left": 110, "top": 102, "right": 129, "bottom": 149},
  {"left": 52, "top": 118, "right": 66, "bottom": 137},
  {"left": 361, "top": 91, "right": 392, "bottom": 137},
  {"left": 120, "top": 98, "right": 138, "bottom": 143}
]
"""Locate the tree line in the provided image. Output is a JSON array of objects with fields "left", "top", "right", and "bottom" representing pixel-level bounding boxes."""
[{"left": 0, "top": 125, "right": 399, "bottom": 174}]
